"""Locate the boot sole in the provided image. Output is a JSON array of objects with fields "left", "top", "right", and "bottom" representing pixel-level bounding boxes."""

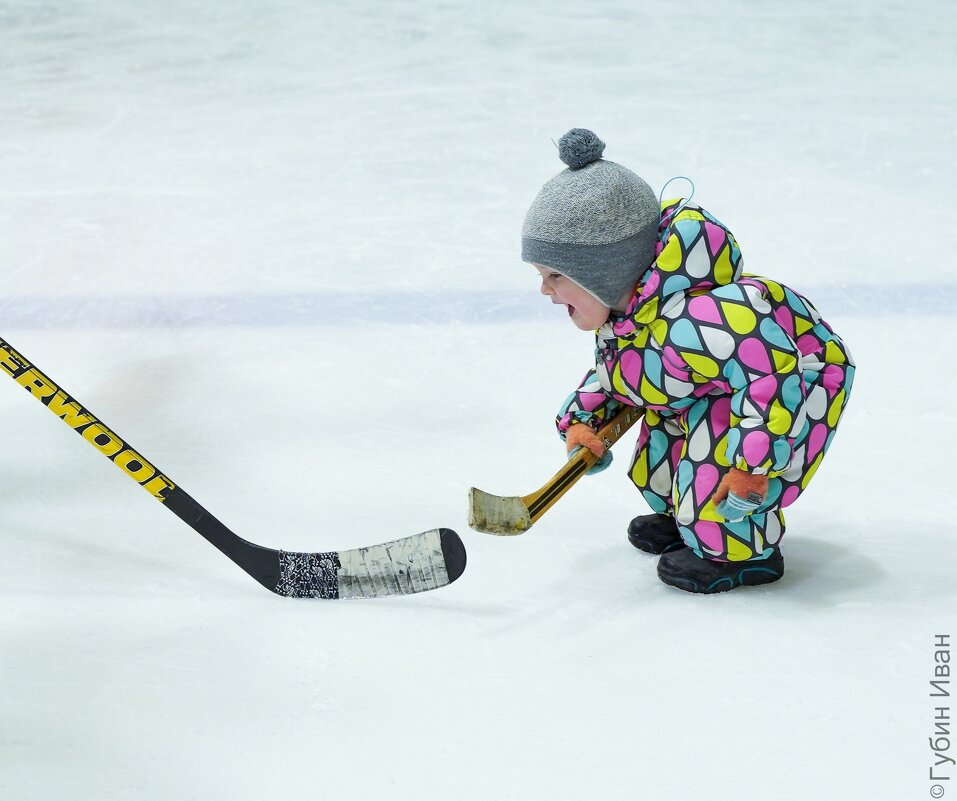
[{"left": 658, "top": 560, "right": 784, "bottom": 594}]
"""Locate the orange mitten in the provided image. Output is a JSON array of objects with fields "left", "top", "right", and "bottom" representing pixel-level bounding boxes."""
[
  {"left": 565, "top": 423, "right": 606, "bottom": 458},
  {"left": 565, "top": 422, "right": 612, "bottom": 474}
]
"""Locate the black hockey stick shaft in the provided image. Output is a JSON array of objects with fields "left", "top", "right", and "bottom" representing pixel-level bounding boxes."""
[
  {"left": 0, "top": 335, "right": 465, "bottom": 597},
  {"left": 0, "top": 336, "right": 284, "bottom": 588}
]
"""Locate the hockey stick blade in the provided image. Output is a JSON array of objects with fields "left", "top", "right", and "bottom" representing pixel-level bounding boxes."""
[
  {"left": 258, "top": 527, "right": 466, "bottom": 599},
  {"left": 0, "top": 335, "right": 466, "bottom": 598},
  {"left": 469, "top": 406, "right": 643, "bottom": 535}
]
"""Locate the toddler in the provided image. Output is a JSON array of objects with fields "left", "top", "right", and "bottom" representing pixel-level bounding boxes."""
[{"left": 522, "top": 129, "right": 855, "bottom": 593}]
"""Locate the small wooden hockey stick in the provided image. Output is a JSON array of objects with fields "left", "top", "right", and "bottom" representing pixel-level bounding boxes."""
[
  {"left": 469, "top": 406, "right": 643, "bottom": 535},
  {"left": 0, "top": 335, "right": 466, "bottom": 598}
]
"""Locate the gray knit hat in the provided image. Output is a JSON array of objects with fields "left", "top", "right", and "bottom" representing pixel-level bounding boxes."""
[{"left": 521, "top": 129, "right": 660, "bottom": 307}]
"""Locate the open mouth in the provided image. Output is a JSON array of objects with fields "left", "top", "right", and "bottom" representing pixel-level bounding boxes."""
[{"left": 566, "top": 304, "right": 576, "bottom": 317}]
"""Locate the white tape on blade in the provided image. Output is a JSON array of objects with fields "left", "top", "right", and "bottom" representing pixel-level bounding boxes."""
[{"left": 336, "top": 529, "right": 449, "bottom": 599}]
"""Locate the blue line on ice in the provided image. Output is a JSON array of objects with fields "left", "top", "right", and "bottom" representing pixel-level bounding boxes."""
[{"left": 0, "top": 285, "right": 948, "bottom": 329}]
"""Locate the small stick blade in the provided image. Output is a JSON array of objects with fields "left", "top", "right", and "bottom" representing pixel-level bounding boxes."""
[{"left": 468, "top": 487, "right": 531, "bottom": 535}]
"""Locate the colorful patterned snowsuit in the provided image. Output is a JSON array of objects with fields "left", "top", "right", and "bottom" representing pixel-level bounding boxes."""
[{"left": 557, "top": 200, "right": 855, "bottom": 562}]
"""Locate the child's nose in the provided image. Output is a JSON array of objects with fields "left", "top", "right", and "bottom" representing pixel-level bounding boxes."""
[{"left": 540, "top": 279, "right": 552, "bottom": 296}]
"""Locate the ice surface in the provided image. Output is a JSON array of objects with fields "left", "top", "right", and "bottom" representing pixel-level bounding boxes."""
[{"left": 1, "top": 2, "right": 955, "bottom": 800}]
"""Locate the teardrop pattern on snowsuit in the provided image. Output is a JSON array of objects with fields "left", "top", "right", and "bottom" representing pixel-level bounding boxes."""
[{"left": 556, "top": 200, "right": 855, "bottom": 562}]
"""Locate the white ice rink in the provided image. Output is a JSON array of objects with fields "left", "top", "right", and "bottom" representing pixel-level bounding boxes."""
[{"left": 2, "top": 2, "right": 956, "bottom": 799}]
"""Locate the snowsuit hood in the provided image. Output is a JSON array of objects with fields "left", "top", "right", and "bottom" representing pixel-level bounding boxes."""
[{"left": 615, "top": 198, "right": 744, "bottom": 334}]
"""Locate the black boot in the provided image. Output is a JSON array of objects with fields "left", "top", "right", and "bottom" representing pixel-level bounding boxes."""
[
  {"left": 627, "top": 513, "right": 685, "bottom": 554},
  {"left": 657, "top": 548, "right": 784, "bottom": 594}
]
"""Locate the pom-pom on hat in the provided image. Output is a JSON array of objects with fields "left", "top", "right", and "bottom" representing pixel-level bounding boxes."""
[{"left": 521, "top": 129, "right": 659, "bottom": 307}]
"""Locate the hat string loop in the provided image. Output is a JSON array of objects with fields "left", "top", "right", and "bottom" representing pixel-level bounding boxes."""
[{"left": 658, "top": 176, "right": 696, "bottom": 226}]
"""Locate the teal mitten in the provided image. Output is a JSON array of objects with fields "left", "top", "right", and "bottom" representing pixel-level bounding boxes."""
[{"left": 568, "top": 445, "right": 613, "bottom": 475}]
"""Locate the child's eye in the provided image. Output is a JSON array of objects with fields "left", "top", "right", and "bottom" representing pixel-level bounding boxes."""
[{"left": 548, "top": 273, "right": 561, "bottom": 281}]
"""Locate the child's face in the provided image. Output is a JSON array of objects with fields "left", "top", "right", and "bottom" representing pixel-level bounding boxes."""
[{"left": 533, "top": 264, "right": 611, "bottom": 331}]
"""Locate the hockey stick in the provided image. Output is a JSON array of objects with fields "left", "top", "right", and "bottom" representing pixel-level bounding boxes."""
[
  {"left": 469, "top": 406, "right": 643, "bottom": 535},
  {"left": 0, "top": 335, "right": 466, "bottom": 598}
]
